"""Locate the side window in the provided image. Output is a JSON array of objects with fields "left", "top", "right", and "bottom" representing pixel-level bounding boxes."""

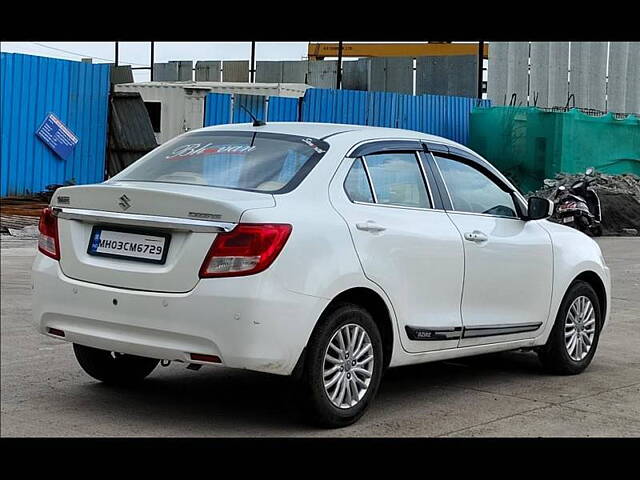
[
  {"left": 344, "top": 158, "right": 374, "bottom": 203},
  {"left": 364, "top": 153, "right": 430, "bottom": 208},
  {"left": 434, "top": 155, "right": 518, "bottom": 218}
]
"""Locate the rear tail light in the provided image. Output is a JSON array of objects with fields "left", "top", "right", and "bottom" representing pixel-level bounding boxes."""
[
  {"left": 38, "top": 207, "right": 60, "bottom": 260},
  {"left": 47, "top": 327, "right": 65, "bottom": 337},
  {"left": 199, "top": 223, "right": 292, "bottom": 278},
  {"left": 190, "top": 353, "right": 221, "bottom": 363}
]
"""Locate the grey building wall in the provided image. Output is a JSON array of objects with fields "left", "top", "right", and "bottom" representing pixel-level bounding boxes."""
[
  {"left": 342, "top": 58, "right": 369, "bottom": 91},
  {"left": 153, "top": 62, "right": 178, "bottom": 82},
  {"left": 282, "top": 61, "right": 308, "bottom": 83},
  {"left": 487, "top": 41, "right": 640, "bottom": 113},
  {"left": 195, "top": 61, "right": 221, "bottom": 81},
  {"left": 548, "top": 42, "right": 570, "bottom": 108},
  {"left": 222, "top": 61, "right": 249, "bottom": 82},
  {"left": 529, "top": 42, "right": 569, "bottom": 108},
  {"left": 307, "top": 60, "right": 338, "bottom": 88},
  {"left": 607, "top": 42, "right": 629, "bottom": 114},
  {"left": 416, "top": 55, "right": 478, "bottom": 97},
  {"left": 569, "top": 42, "right": 607, "bottom": 111},
  {"left": 255, "top": 61, "right": 282, "bottom": 83},
  {"left": 506, "top": 42, "right": 529, "bottom": 106},
  {"left": 255, "top": 61, "right": 308, "bottom": 83},
  {"left": 487, "top": 42, "right": 528, "bottom": 106},
  {"left": 368, "top": 57, "right": 413, "bottom": 94},
  {"left": 626, "top": 43, "right": 640, "bottom": 115},
  {"left": 153, "top": 61, "right": 193, "bottom": 82},
  {"left": 487, "top": 42, "right": 509, "bottom": 105}
]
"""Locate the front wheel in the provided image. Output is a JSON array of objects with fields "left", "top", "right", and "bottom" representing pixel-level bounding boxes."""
[
  {"left": 73, "top": 343, "right": 159, "bottom": 385},
  {"left": 537, "top": 281, "right": 602, "bottom": 375},
  {"left": 302, "top": 303, "right": 384, "bottom": 428}
]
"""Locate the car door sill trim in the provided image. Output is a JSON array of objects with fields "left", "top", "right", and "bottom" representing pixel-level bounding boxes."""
[
  {"left": 405, "top": 326, "right": 462, "bottom": 341},
  {"left": 462, "top": 322, "right": 543, "bottom": 338},
  {"left": 405, "top": 323, "right": 542, "bottom": 341}
]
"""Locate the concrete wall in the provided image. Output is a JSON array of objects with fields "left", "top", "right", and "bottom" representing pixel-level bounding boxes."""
[
  {"left": 487, "top": 41, "right": 639, "bottom": 114},
  {"left": 607, "top": 42, "right": 640, "bottom": 115},
  {"left": 416, "top": 55, "right": 478, "bottom": 97},
  {"left": 569, "top": 42, "right": 607, "bottom": 111},
  {"left": 626, "top": 43, "right": 640, "bottom": 115},
  {"left": 342, "top": 59, "right": 369, "bottom": 91},
  {"left": 529, "top": 42, "right": 569, "bottom": 108},
  {"left": 222, "top": 61, "right": 249, "bottom": 82},
  {"left": 195, "top": 61, "right": 221, "bottom": 81},
  {"left": 255, "top": 60, "right": 308, "bottom": 83},
  {"left": 307, "top": 60, "right": 338, "bottom": 88},
  {"left": 153, "top": 61, "right": 193, "bottom": 82}
]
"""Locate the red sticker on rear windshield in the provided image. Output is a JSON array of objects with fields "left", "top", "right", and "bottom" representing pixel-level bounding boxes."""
[{"left": 166, "top": 143, "right": 257, "bottom": 160}]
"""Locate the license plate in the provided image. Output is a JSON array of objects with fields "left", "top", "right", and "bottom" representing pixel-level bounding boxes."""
[
  {"left": 87, "top": 227, "right": 170, "bottom": 264},
  {"left": 563, "top": 216, "right": 574, "bottom": 224}
]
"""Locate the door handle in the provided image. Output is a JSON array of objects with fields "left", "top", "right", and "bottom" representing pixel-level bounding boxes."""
[
  {"left": 463, "top": 230, "right": 488, "bottom": 243},
  {"left": 356, "top": 221, "right": 386, "bottom": 233}
]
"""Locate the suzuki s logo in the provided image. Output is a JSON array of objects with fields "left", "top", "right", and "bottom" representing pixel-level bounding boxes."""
[{"left": 118, "top": 194, "right": 132, "bottom": 210}]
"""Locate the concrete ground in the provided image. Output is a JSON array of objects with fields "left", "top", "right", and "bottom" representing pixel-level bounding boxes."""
[{"left": 1, "top": 236, "right": 639, "bottom": 437}]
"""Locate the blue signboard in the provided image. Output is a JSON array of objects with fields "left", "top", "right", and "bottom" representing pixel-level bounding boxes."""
[{"left": 35, "top": 113, "right": 79, "bottom": 160}]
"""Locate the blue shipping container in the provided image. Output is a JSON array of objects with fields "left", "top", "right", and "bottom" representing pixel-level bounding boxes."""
[{"left": 1, "top": 53, "right": 110, "bottom": 196}]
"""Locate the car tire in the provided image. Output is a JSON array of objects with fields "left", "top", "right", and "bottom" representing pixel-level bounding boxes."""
[
  {"left": 302, "top": 303, "right": 384, "bottom": 428},
  {"left": 537, "top": 280, "right": 602, "bottom": 375},
  {"left": 73, "top": 343, "right": 159, "bottom": 385}
]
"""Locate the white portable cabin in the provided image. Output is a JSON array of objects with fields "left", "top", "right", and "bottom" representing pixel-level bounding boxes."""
[{"left": 114, "top": 81, "right": 312, "bottom": 144}]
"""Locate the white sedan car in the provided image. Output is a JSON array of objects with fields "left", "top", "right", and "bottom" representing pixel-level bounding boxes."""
[{"left": 33, "top": 123, "right": 611, "bottom": 427}]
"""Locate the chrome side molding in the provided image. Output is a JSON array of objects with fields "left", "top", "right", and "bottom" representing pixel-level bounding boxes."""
[
  {"left": 405, "top": 322, "right": 542, "bottom": 341},
  {"left": 52, "top": 207, "right": 236, "bottom": 233}
]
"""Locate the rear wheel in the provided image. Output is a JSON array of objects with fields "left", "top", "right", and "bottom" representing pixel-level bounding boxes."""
[
  {"left": 302, "top": 303, "right": 383, "bottom": 428},
  {"left": 73, "top": 344, "right": 159, "bottom": 385},
  {"left": 537, "top": 281, "right": 601, "bottom": 375}
]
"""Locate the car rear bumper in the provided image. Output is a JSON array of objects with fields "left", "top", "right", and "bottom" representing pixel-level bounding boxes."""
[{"left": 32, "top": 253, "right": 328, "bottom": 376}]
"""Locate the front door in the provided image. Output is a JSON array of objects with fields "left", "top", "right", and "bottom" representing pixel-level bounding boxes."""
[{"left": 430, "top": 153, "right": 554, "bottom": 346}]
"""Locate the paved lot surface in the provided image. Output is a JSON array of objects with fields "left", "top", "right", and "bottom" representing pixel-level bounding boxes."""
[{"left": 1, "top": 236, "right": 639, "bottom": 437}]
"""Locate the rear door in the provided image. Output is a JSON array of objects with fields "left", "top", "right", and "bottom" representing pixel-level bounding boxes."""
[
  {"left": 427, "top": 151, "right": 554, "bottom": 346},
  {"left": 330, "top": 142, "right": 465, "bottom": 353}
]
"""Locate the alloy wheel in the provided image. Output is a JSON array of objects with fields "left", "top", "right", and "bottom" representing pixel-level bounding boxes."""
[
  {"left": 564, "top": 296, "right": 597, "bottom": 361},
  {"left": 322, "top": 323, "right": 375, "bottom": 409}
]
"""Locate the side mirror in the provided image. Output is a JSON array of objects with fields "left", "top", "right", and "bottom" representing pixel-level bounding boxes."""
[
  {"left": 586, "top": 167, "right": 594, "bottom": 175},
  {"left": 527, "top": 196, "right": 554, "bottom": 220}
]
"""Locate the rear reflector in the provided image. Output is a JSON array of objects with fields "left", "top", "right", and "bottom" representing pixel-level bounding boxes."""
[
  {"left": 38, "top": 207, "right": 60, "bottom": 260},
  {"left": 199, "top": 223, "right": 292, "bottom": 278},
  {"left": 190, "top": 353, "right": 221, "bottom": 363},
  {"left": 48, "top": 327, "right": 65, "bottom": 337}
]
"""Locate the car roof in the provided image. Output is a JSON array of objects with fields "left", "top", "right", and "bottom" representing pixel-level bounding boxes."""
[{"left": 198, "top": 122, "right": 470, "bottom": 152}]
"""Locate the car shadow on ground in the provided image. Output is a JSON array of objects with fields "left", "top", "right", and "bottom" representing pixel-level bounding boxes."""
[{"left": 80, "top": 349, "right": 546, "bottom": 433}]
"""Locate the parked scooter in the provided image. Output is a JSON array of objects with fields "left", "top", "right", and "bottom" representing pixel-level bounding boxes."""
[{"left": 552, "top": 168, "right": 603, "bottom": 236}]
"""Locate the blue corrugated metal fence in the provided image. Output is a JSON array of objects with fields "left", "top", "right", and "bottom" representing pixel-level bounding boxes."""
[
  {"left": 1, "top": 53, "right": 110, "bottom": 196},
  {"left": 204, "top": 88, "right": 490, "bottom": 145}
]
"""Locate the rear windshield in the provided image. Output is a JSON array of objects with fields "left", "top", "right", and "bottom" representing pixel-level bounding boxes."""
[{"left": 111, "top": 131, "right": 330, "bottom": 193}]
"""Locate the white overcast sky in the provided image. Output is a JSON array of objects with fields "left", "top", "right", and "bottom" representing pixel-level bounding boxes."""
[{"left": 0, "top": 42, "right": 313, "bottom": 82}]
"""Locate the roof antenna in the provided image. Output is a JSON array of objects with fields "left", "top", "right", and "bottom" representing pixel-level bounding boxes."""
[{"left": 238, "top": 104, "right": 266, "bottom": 127}]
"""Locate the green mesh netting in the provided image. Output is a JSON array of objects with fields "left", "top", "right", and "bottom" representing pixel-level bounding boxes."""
[{"left": 468, "top": 106, "right": 640, "bottom": 193}]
